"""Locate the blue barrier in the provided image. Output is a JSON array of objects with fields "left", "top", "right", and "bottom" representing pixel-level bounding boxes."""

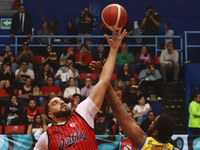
[{"left": 0, "top": 34, "right": 183, "bottom": 65}]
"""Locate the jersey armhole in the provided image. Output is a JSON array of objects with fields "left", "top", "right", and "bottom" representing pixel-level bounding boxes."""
[{"left": 138, "top": 136, "right": 147, "bottom": 150}]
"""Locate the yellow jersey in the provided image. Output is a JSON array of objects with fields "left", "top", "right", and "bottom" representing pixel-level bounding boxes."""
[{"left": 139, "top": 137, "right": 174, "bottom": 150}]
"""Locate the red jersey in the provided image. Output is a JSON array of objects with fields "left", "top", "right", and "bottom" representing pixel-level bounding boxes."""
[
  {"left": 34, "top": 97, "right": 99, "bottom": 150},
  {"left": 47, "top": 112, "right": 97, "bottom": 150}
]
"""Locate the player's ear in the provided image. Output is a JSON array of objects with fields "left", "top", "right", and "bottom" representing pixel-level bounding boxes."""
[
  {"left": 48, "top": 112, "right": 53, "bottom": 119},
  {"left": 152, "top": 129, "right": 158, "bottom": 136}
]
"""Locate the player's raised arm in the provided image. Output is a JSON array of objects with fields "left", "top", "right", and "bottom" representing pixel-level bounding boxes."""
[
  {"left": 89, "top": 61, "right": 146, "bottom": 149},
  {"left": 89, "top": 29, "right": 127, "bottom": 108}
]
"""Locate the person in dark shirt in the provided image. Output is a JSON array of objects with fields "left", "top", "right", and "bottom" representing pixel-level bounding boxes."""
[
  {"left": 140, "top": 110, "right": 155, "bottom": 133},
  {"left": 0, "top": 62, "right": 14, "bottom": 95},
  {"left": 65, "top": 20, "right": 79, "bottom": 44},
  {"left": 76, "top": 6, "right": 97, "bottom": 51},
  {"left": 142, "top": 5, "right": 161, "bottom": 44},
  {"left": 94, "top": 110, "right": 112, "bottom": 135},
  {"left": 3, "top": 95, "right": 23, "bottom": 125},
  {"left": 0, "top": 44, "right": 15, "bottom": 66},
  {"left": 18, "top": 76, "right": 34, "bottom": 107},
  {"left": 41, "top": 45, "right": 59, "bottom": 72},
  {"left": 92, "top": 44, "right": 108, "bottom": 62}
]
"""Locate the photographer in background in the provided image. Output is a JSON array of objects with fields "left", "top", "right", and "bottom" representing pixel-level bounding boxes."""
[
  {"left": 142, "top": 5, "right": 161, "bottom": 44},
  {"left": 76, "top": 6, "right": 97, "bottom": 52},
  {"left": 55, "top": 58, "right": 79, "bottom": 88},
  {"left": 11, "top": 42, "right": 34, "bottom": 73},
  {"left": 138, "top": 59, "right": 163, "bottom": 101}
]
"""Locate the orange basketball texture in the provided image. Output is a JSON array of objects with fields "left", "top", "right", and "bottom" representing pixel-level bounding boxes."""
[{"left": 101, "top": 4, "right": 128, "bottom": 31}]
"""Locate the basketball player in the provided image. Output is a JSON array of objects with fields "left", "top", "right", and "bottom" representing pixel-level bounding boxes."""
[
  {"left": 34, "top": 29, "right": 127, "bottom": 150},
  {"left": 89, "top": 61, "right": 179, "bottom": 150}
]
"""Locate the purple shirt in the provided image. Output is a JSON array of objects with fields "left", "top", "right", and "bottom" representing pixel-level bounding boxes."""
[{"left": 80, "top": 85, "right": 94, "bottom": 97}]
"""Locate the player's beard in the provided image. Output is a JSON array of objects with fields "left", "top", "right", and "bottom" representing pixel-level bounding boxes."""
[{"left": 53, "top": 109, "right": 71, "bottom": 119}]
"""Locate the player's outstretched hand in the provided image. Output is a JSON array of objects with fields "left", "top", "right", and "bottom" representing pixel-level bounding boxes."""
[
  {"left": 104, "top": 29, "right": 127, "bottom": 51},
  {"left": 89, "top": 61, "right": 103, "bottom": 76}
]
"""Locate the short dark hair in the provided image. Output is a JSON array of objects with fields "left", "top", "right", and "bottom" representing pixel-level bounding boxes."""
[
  {"left": 85, "top": 76, "right": 92, "bottom": 80},
  {"left": 146, "top": 5, "right": 154, "bottom": 10},
  {"left": 147, "top": 110, "right": 155, "bottom": 116},
  {"left": 167, "top": 42, "right": 173, "bottom": 46},
  {"left": 154, "top": 114, "right": 175, "bottom": 142},
  {"left": 69, "top": 77, "right": 75, "bottom": 82},
  {"left": 5, "top": 44, "right": 11, "bottom": 48},
  {"left": 194, "top": 92, "right": 200, "bottom": 99},
  {"left": 82, "top": 6, "right": 89, "bottom": 10},
  {"left": 45, "top": 98, "right": 53, "bottom": 120},
  {"left": 73, "top": 93, "right": 81, "bottom": 99},
  {"left": 81, "top": 43, "right": 88, "bottom": 50},
  {"left": 19, "top": 4, "right": 25, "bottom": 8}
]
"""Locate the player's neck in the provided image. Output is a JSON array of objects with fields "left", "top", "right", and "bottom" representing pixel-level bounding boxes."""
[{"left": 55, "top": 116, "right": 70, "bottom": 124}]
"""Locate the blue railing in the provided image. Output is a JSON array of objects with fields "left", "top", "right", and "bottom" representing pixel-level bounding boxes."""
[
  {"left": 0, "top": 34, "right": 184, "bottom": 65},
  {"left": 184, "top": 31, "right": 200, "bottom": 61}
]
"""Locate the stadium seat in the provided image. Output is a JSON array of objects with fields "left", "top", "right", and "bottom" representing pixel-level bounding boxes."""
[
  {"left": 34, "top": 56, "right": 42, "bottom": 64},
  {"left": 0, "top": 89, "right": 10, "bottom": 97},
  {"left": 0, "top": 126, "right": 3, "bottom": 134},
  {"left": 38, "top": 106, "right": 45, "bottom": 114},
  {"left": 79, "top": 73, "right": 97, "bottom": 80},
  {"left": 154, "top": 56, "right": 160, "bottom": 65},
  {"left": 13, "top": 89, "right": 18, "bottom": 96},
  {"left": 4, "top": 125, "right": 25, "bottom": 134},
  {"left": 111, "top": 73, "right": 117, "bottom": 80},
  {"left": 1, "top": 107, "right": 5, "bottom": 115}
]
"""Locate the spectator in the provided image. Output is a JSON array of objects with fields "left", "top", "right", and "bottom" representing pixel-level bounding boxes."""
[
  {"left": 164, "top": 21, "right": 174, "bottom": 48},
  {"left": 132, "top": 95, "right": 151, "bottom": 125},
  {"left": 37, "top": 8, "right": 59, "bottom": 35},
  {"left": 142, "top": 5, "right": 161, "bottom": 44},
  {"left": 55, "top": 58, "right": 79, "bottom": 87},
  {"left": 67, "top": 93, "right": 81, "bottom": 113},
  {"left": 122, "top": 19, "right": 134, "bottom": 45},
  {"left": 75, "top": 43, "right": 93, "bottom": 72},
  {"left": 24, "top": 99, "right": 39, "bottom": 124},
  {"left": 41, "top": 45, "right": 59, "bottom": 72},
  {"left": 95, "top": 110, "right": 112, "bottom": 135},
  {"left": 99, "top": 23, "right": 112, "bottom": 45},
  {"left": 159, "top": 42, "right": 179, "bottom": 83},
  {"left": 63, "top": 77, "right": 80, "bottom": 101},
  {"left": 10, "top": 4, "right": 32, "bottom": 44},
  {"left": 140, "top": 110, "right": 155, "bottom": 133},
  {"left": 0, "top": 44, "right": 15, "bottom": 65},
  {"left": 37, "top": 20, "right": 49, "bottom": 45},
  {"left": 0, "top": 62, "right": 14, "bottom": 94},
  {"left": 27, "top": 114, "right": 47, "bottom": 135},
  {"left": 113, "top": 79, "right": 124, "bottom": 101},
  {"left": 39, "top": 76, "right": 62, "bottom": 106},
  {"left": 117, "top": 62, "right": 134, "bottom": 89},
  {"left": 60, "top": 47, "right": 76, "bottom": 64},
  {"left": 80, "top": 76, "right": 94, "bottom": 98},
  {"left": 188, "top": 92, "right": 200, "bottom": 135},
  {"left": 36, "top": 63, "right": 53, "bottom": 88},
  {"left": 65, "top": 20, "right": 79, "bottom": 44},
  {"left": 3, "top": 96, "right": 23, "bottom": 125},
  {"left": 116, "top": 43, "right": 135, "bottom": 73},
  {"left": 135, "top": 46, "right": 154, "bottom": 73},
  {"left": 15, "top": 61, "right": 34, "bottom": 86},
  {"left": 12, "top": 42, "right": 34, "bottom": 73},
  {"left": 138, "top": 59, "right": 162, "bottom": 100},
  {"left": 133, "top": 19, "right": 143, "bottom": 44},
  {"left": 18, "top": 76, "right": 34, "bottom": 107},
  {"left": 124, "top": 77, "right": 142, "bottom": 106},
  {"left": 76, "top": 6, "right": 97, "bottom": 51},
  {"left": 92, "top": 44, "right": 108, "bottom": 62}
]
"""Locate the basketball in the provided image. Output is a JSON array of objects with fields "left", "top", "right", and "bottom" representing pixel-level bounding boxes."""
[{"left": 101, "top": 4, "right": 128, "bottom": 31}]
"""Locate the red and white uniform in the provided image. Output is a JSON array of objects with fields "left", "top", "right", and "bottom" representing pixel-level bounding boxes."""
[{"left": 34, "top": 97, "right": 99, "bottom": 150}]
